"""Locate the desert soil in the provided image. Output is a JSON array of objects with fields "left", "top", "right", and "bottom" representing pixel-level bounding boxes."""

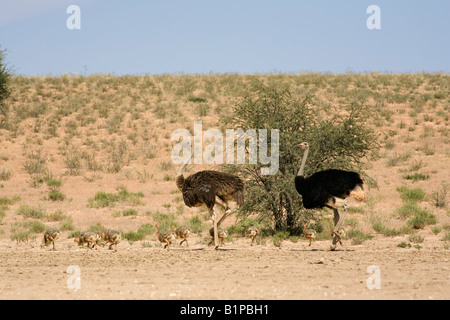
[
  {"left": 0, "top": 236, "right": 449, "bottom": 300},
  {"left": 0, "top": 74, "right": 449, "bottom": 300}
]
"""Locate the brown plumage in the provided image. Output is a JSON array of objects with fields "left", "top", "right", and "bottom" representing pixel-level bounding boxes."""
[
  {"left": 172, "top": 225, "right": 191, "bottom": 247},
  {"left": 209, "top": 227, "right": 228, "bottom": 247},
  {"left": 41, "top": 228, "right": 60, "bottom": 251},
  {"left": 176, "top": 158, "right": 244, "bottom": 248},
  {"left": 302, "top": 223, "right": 316, "bottom": 247},
  {"left": 176, "top": 170, "right": 244, "bottom": 211},
  {"left": 246, "top": 226, "right": 259, "bottom": 246},
  {"left": 98, "top": 223, "right": 121, "bottom": 252},
  {"left": 156, "top": 224, "right": 176, "bottom": 250},
  {"left": 74, "top": 232, "right": 100, "bottom": 250}
]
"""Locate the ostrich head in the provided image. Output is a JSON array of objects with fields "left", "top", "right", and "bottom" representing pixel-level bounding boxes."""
[
  {"left": 296, "top": 142, "right": 310, "bottom": 177},
  {"left": 298, "top": 142, "right": 309, "bottom": 149},
  {"left": 175, "top": 156, "right": 191, "bottom": 191}
]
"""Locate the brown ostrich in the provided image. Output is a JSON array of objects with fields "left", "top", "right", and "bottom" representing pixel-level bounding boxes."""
[
  {"left": 176, "top": 157, "right": 244, "bottom": 249},
  {"left": 41, "top": 228, "right": 60, "bottom": 251},
  {"left": 172, "top": 225, "right": 191, "bottom": 247}
]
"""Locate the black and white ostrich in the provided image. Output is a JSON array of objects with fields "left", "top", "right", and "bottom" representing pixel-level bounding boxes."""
[
  {"left": 295, "top": 142, "right": 365, "bottom": 250},
  {"left": 176, "top": 157, "right": 244, "bottom": 248}
]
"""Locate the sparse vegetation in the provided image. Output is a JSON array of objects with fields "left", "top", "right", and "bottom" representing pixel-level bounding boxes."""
[
  {"left": 0, "top": 72, "right": 448, "bottom": 257},
  {"left": 431, "top": 183, "right": 448, "bottom": 208},
  {"left": 397, "top": 186, "right": 426, "bottom": 203},
  {"left": 16, "top": 205, "right": 46, "bottom": 219},
  {"left": 88, "top": 187, "right": 145, "bottom": 208},
  {"left": 0, "top": 45, "right": 11, "bottom": 128}
]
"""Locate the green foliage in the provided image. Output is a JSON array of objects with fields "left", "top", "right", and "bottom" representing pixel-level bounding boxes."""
[
  {"left": 137, "top": 223, "right": 156, "bottom": 236},
  {"left": 48, "top": 190, "right": 66, "bottom": 202},
  {"left": 16, "top": 205, "right": 46, "bottom": 219},
  {"left": 0, "top": 45, "right": 11, "bottom": 128},
  {"left": 123, "top": 231, "right": 145, "bottom": 242},
  {"left": 223, "top": 81, "right": 377, "bottom": 234},
  {"left": 407, "top": 209, "right": 437, "bottom": 229},
  {"left": 60, "top": 216, "right": 75, "bottom": 231},
  {"left": 397, "top": 242, "right": 412, "bottom": 248},
  {"left": 152, "top": 211, "right": 177, "bottom": 230},
  {"left": 397, "top": 186, "right": 426, "bottom": 202},
  {"left": 396, "top": 202, "right": 425, "bottom": 219},
  {"left": 431, "top": 183, "right": 448, "bottom": 208},
  {"left": 47, "top": 179, "right": 63, "bottom": 191},
  {"left": 186, "top": 216, "right": 207, "bottom": 234},
  {"left": 346, "top": 229, "right": 374, "bottom": 245},
  {"left": 88, "top": 187, "right": 145, "bottom": 208},
  {"left": 123, "top": 209, "right": 138, "bottom": 216},
  {"left": 403, "top": 173, "right": 430, "bottom": 182},
  {"left": 10, "top": 221, "right": 45, "bottom": 244}
]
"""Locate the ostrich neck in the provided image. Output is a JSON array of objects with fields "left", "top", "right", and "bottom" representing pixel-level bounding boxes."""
[
  {"left": 297, "top": 147, "right": 309, "bottom": 177},
  {"left": 176, "top": 156, "right": 191, "bottom": 190}
]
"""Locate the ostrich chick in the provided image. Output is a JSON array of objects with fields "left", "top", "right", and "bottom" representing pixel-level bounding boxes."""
[
  {"left": 302, "top": 223, "right": 317, "bottom": 247},
  {"left": 41, "top": 228, "right": 60, "bottom": 251},
  {"left": 246, "top": 226, "right": 259, "bottom": 246},
  {"left": 156, "top": 224, "right": 176, "bottom": 251},
  {"left": 209, "top": 227, "right": 228, "bottom": 247},
  {"left": 172, "top": 225, "right": 191, "bottom": 247},
  {"left": 98, "top": 223, "right": 121, "bottom": 252},
  {"left": 74, "top": 232, "right": 100, "bottom": 250}
]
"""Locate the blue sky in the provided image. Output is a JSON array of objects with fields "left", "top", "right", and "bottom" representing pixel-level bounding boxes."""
[{"left": 1, "top": 0, "right": 449, "bottom": 75}]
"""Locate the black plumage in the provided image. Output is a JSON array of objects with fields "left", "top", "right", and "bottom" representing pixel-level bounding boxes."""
[
  {"left": 295, "top": 142, "right": 365, "bottom": 250},
  {"left": 295, "top": 169, "right": 364, "bottom": 209}
]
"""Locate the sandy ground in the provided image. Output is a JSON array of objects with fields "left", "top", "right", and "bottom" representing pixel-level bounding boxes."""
[
  {"left": 1, "top": 236, "right": 449, "bottom": 300},
  {"left": 1, "top": 74, "right": 449, "bottom": 301}
]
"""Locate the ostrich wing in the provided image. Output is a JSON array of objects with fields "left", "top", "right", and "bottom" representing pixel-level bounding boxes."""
[
  {"left": 182, "top": 171, "right": 244, "bottom": 209},
  {"left": 307, "top": 169, "right": 363, "bottom": 198}
]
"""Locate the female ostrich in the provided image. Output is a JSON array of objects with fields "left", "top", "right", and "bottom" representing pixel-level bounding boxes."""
[
  {"left": 176, "top": 157, "right": 244, "bottom": 248},
  {"left": 295, "top": 142, "right": 365, "bottom": 250}
]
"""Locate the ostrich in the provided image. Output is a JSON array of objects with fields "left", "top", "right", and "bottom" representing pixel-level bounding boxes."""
[
  {"left": 302, "top": 223, "right": 316, "bottom": 247},
  {"left": 295, "top": 142, "right": 365, "bottom": 250},
  {"left": 41, "top": 228, "right": 60, "bottom": 251},
  {"left": 176, "top": 157, "right": 244, "bottom": 249}
]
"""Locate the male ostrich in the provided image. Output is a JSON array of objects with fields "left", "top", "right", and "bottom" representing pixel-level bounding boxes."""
[
  {"left": 176, "top": 157, "right": 244, "bottom": 249},
  {"left": 295, "top": 142, "right": 365, "bottom": 250}
]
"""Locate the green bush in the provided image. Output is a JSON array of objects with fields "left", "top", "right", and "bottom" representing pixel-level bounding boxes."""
[
  {"left": 407, "top": 210, "right": 437, "bottom": 229},
  {"left": 47, "top": 179, "right": 63, "bottom": 191},
  {"left": 223, "top": 81, "right": 377, "bottom": 234},
  {"left": 186, "top": 216, "right": 207, "bottom": 234},
  {"left": 123, "top": 209, "right": 138, "bottom": 217},
  {"left": 346, "top": 229, "right": 374, "bottom": 245},
  {"left": 60, "top": 217, "right": 75, "bottom": 231},
  {"left": 397, "top": 186, "right": 426, "bottom": 202},
  {"left": 137, "top": 224, "right": 156, "bottom": 236},
  {"left": 0, "top": 46, "right": 11, "bottom": 128},
  {"left": 123, "top": 231, "right": 145, "bottom": 242},
  {"left": 88, "top": 188, "right": 144, "bottom": 208},
  {"left": 48, "top": 190, "right": 66, "bottom": 202},
  {"left": 16, "top": 205, "right": 46, "bottom": 219},
  {"left": 396, "top": 202, "right": 424, "bottom": 219}
]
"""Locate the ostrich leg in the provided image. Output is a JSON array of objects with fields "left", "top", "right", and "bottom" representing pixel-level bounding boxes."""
[
  {"left": 334, "top": 203, "right": 349, "bottom": 232},
  {"left": 210, "top": 208, "right": 219, "bottom": 249},
  {"left": 215, "top": 198, "right": 233, "bottom": 228},
  {"left": 330, "top": 203, "right": 349, "bottom": 250}
]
